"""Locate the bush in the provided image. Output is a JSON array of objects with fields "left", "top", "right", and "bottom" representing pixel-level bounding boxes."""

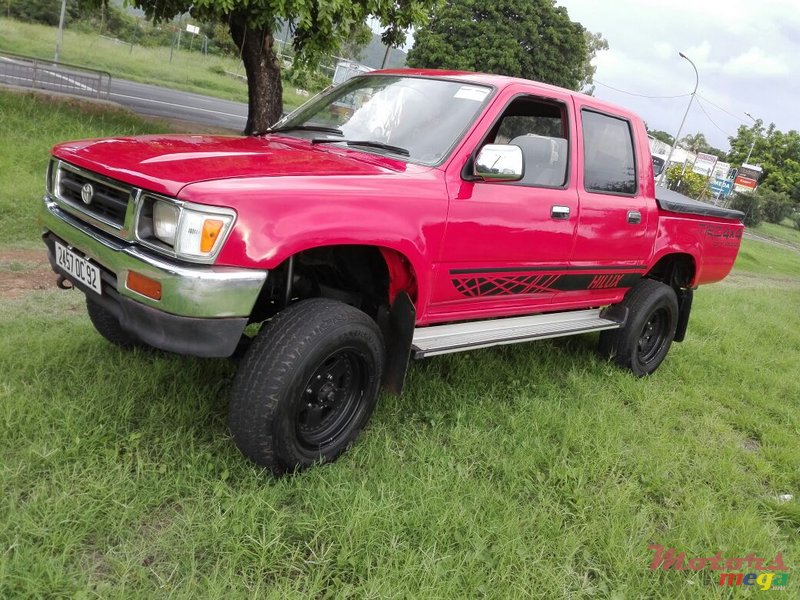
[
  {"left": 756, "top": 187, "right": 795, "bottom": 224},
  {"left": 665, "top": 165, "right": 708, "bottom": 199},
  {"left": 728, "top": 192, "right": 763, "bottom": 227}
]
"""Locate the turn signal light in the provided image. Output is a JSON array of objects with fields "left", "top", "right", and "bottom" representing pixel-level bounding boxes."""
[
  {"left": 201, "top": 219, "right": 224, "bottom": 253},
  {"left": 126, "top": 271, "right": 162, "bottom": 300}
]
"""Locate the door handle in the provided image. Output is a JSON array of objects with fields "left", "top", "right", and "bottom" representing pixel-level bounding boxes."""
[
  {"left": 551, "top": 205, "right": 570, "bottom": 220},
  {"left": 627, "top": 210, "right": 642, "bottom": 225}
]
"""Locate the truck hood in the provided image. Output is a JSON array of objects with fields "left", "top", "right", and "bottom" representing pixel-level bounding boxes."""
[{"left": 52, "top": 134, "right": 414, "bottom": 197}]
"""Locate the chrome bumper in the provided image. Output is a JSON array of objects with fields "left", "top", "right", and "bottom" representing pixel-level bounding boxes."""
[{"left": 40, "top": 196, "right": 267, "bottom": 318}]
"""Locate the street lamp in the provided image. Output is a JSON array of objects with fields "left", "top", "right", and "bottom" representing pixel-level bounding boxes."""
[
  {"left": 744, "top": 111, "right": 758, "bottom": 165},
  {"left": 657, "top": 52, "right": 699, "bottom": 186},
  {"left": 54, "top": 0, "right": 67, "bottom": 63}
]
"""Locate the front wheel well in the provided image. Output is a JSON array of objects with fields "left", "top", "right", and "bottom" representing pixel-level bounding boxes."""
[{"left": 249, "top": 245, "right": 416, "bottom": 323}]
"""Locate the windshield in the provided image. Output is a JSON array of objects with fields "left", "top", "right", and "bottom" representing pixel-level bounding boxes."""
[{"left": 270, "top": 75, "right": 492, "bottom": 165}]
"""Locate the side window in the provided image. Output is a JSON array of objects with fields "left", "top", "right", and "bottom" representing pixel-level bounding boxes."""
[
  {"left": 489, "top": 97, "right": 569, "bottom": 188},
  {"left": 582, "top": 110, "right": 637, "bottom": 195}
]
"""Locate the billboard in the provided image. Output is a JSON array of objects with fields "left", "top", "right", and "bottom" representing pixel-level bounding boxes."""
[
  {"left": 733, "top": 175, "right": 758, "bottom": 193},
  {"left": 692, "top": 152, "right": 718, "bottom": 177}
]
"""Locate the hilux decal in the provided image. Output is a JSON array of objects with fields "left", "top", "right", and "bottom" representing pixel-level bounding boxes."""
[{"left": 450, "top": 267, "right": 643, "bottom": 297}]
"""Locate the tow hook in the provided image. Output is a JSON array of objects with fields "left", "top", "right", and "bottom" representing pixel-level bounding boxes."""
[{"left": 56, "top": 275, "right": 73, "bottom": 290}]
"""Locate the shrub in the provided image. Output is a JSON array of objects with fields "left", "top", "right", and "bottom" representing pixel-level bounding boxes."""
[
  {"left": 665, "top": 165, "right": 708, "bottom": 199},
  {"left": 728, "top": 192, "right": 763, "bottom": 227},
  {"left": 756, "top": 187, "right": 795, "bottom": 224}
]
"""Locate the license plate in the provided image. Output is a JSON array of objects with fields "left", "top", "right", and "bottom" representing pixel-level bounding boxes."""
[{"left": 55, "top": 241, "right": 102, "bottom": 295}]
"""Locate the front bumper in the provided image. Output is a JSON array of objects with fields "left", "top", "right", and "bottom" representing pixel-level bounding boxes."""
[{"left": 40, "top": 197, "right": 268, "bottom": 357}]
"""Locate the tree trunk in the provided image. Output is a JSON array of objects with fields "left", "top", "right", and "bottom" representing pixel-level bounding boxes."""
[{"left": 230, "top": 12, "right": 284, "bottom": 135}]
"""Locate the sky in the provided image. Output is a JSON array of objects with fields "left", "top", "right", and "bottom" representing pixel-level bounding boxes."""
[{"left": 555, "top": 0, "right": 800, "bottom": 151}]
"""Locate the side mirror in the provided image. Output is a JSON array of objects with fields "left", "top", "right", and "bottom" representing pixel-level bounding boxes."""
[{"left": 474, "top": 144, "right": 523, "bottom": 181}]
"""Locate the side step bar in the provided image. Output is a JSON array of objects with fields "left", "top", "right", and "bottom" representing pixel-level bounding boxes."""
[{"left": 412, "top": 307, "right": 626, "bottom": 358}]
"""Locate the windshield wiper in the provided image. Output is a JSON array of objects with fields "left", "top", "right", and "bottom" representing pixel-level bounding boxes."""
[
  {"left": 261, "top": 125, "right": 343, "bottom": 136},
  {"left": 311, "top": 138, "right": 410, "bottom": 157}
]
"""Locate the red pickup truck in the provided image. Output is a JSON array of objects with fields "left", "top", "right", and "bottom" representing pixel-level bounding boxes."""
[{"left": 41, "top": 69, "right": 744, "bottom": 474}]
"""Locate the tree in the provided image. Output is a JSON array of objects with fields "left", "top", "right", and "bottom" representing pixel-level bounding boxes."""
[
  {"left": 87, "top": 0, "right": 433, "bottom": 135},
  {"left": 728, "top": 122, "right": 800, "bottom": 202},
  {"left": 406, "top": 0, "right": 589, "bottom": 91},
  {"left": 679, "top": 132, "right": 709, "bottom": 154},
  {"left": 579, "top": 30, "right": 608, "bottom": 94},
  {"left": 647, "top": 129, "right": 674, "bottom": 146}
]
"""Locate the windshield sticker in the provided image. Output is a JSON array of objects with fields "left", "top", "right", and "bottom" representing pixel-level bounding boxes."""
[{"left": 454, "top": 86, "right": 490, "bottom": 102}]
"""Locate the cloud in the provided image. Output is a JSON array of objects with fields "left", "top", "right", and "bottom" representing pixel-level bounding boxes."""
[{"left": 721, "top": 47, "right": 790, "bottom": 77}]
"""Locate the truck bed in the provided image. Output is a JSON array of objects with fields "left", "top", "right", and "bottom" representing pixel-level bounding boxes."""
[{"left": 655, "top": 188, "right": 744, "bottom": 221}]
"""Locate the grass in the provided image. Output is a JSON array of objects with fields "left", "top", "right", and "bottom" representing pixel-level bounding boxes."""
[
  {"left": 0, "top": 18, "right": 314, "bottom": 112},
  {"left": 751, "top": 221, "right": 800, "bottom": 249},
  {"left": 733, "top": 235, "right": 800, "bottom": 278},
  {"left": 0, "top": 90, "right": 170, "bottom": 247},
  {"left": 1, "top": 92, "right": 799, "bottom": 598}
]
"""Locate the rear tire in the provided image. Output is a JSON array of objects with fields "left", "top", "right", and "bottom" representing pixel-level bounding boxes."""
[
  {"left": 86, "top": 298, "right": 140, "bottom": 348},
  {"left": 599, "top": 279, "right": 679, "bottom": 376},
  {"left": 229, "top": 299, "right": 385, "bottom": 475}
]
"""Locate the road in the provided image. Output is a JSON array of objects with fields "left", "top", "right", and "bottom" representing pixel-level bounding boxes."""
[
  {"left": 108, "top": 78, "right": 247, "bottom": 131},
  {"left": 0, "top": 54, "right": 248, "bottom": 131}
]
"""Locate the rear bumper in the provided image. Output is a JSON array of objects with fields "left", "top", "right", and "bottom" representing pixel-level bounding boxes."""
[{"left": 40, "top": 197, "right": 268, "bottom": 357}]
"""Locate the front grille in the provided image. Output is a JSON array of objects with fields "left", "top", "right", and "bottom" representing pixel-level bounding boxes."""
[{"left": 57, "top": 164, "right": 132, "bottom": 228}]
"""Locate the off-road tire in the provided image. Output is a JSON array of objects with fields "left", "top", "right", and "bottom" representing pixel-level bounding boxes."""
[
  {"left": 229, "top": 299, "right": 385, "bottom": 475},
  {"left": 86, "top": 298, "right": 140, "bottom": 348},
  {"left": 599, "top": 278, "right": 679, "bottom": 376}
]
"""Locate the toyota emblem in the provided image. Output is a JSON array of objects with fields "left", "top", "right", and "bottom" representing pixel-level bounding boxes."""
[{"left": 81, "top": 183, "right": 94, "bottom": 205}]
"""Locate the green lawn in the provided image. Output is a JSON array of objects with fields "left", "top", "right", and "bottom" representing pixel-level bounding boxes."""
[
  {"left": 0, "top": 18, "right": 313, "bottom": 112},
  {"left": 751, "top": 221, "right": 800, "bottom": 249},
  {"left": 1, "top": 92, "right": 799, "bottom": 598}
]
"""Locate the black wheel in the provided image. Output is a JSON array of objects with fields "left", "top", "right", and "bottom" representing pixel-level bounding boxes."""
[
  {"left": 86, "top": 298, "right": 140, "bottom": 348},
  {"left": 229, "top": 299, "right": 385, "bottom": 475},
  {"left": 599, "top": 279, "right": 679, "bottom": 376}
]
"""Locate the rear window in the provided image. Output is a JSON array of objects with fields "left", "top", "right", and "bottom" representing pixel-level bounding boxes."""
[{"left": 582, "top": 110, "right": 637, "bottom": 195}]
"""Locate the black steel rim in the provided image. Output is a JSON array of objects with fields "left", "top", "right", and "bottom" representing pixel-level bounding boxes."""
[
  {"left": 296, "top": 349, "right": 367, "bottom": 450},
  {"left": 637, "top": 307, "right": 670, "bottom": 365}
]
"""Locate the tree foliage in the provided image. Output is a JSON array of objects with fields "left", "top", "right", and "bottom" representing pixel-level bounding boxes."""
[
  {"left": 579, "top": 30, "right": 608, "bottom": 94},
  {"left": 84, "top": 0, "right": 434, "bottom": 134},
  {"left": 728, "top": 192, "right": 763, "bottom": 227},
  {"left": 406, "top": 0, "right": 589, "bottom": 90},
  {"left": 647, "top": 128, "right": 674, "bottom": 146},
  {"left": 728, "top": 120, "right": 800, "bottom": 202},
  {"left": 680, "top": 132, "right": 708, "bottom": 153},
  {"left": 757, "top": 187, "right": 795, "bottom": 224}
]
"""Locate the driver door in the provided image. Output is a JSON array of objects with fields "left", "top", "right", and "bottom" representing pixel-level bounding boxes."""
[{"left": 428, "top": 86, "right": 580, "bottom": 323}]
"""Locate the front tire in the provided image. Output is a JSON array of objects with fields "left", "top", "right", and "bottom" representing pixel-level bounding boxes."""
[
  {"left": 229, "top": 299, "right": 385, "bottom": 475},
  {"left": 86, "top": 298, "right": 140, "bottom": 348},
  {"left": 599, "top": 279, "right": 679, "bottom": 376}
]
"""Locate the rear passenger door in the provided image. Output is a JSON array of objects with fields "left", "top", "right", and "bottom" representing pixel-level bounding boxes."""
[{"left": 569, "top": 107, "right": 656, "bottom": 301}]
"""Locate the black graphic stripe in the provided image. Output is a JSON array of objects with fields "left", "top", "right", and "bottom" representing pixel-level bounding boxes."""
[{"left": 450, "top": 264, "right": 646, "bottom": 275}]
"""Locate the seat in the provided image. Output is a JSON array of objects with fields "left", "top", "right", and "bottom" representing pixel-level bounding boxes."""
[{"left": 509, "top": 134, "right": 568, "bottom": 187}]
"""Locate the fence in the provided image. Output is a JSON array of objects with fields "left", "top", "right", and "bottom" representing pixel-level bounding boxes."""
[{"left": 0, "top": 50, "right": 112, "bottom": 100}]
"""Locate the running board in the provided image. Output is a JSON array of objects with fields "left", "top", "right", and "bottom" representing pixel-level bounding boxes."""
[{"left": 412, "top": 307, "right": 626, "bottom": 358}]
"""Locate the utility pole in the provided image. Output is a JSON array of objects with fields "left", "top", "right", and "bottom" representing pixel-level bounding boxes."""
[
  {"left": 657, "top": 52, "right": 699, "bottom": 186},
  {"left": 744, "top": 111, "right": 758, "bottom": 165},
  {"left": 54, "top": 0, "right": 67, "bottom": 63}
]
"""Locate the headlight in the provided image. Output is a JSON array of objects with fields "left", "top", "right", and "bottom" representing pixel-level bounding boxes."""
[
  {"left": 137, "top": 196, "right": 235, "bottom": 262},
  {"left": 153, "top": 200, "right": 179, "bottom": 244}
]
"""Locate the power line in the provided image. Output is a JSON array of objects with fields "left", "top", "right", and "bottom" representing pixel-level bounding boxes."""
[
  {"left": 695, "top": 97, "right": 735, "bottom": 138},
  {"left": 696, "top": 94, "right": 750, "bottom": 125},
  {"left": 593, "top": 79, "right": 690, "bottom": 100}
]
